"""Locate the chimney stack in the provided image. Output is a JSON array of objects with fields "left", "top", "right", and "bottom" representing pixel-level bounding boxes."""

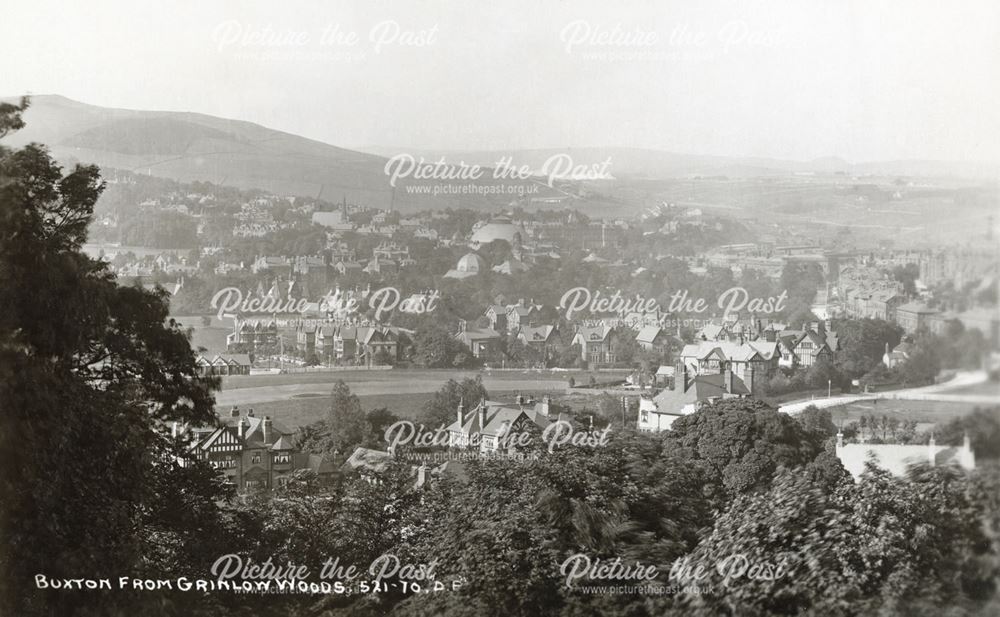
[
  {"left": 457, "top": 397, "right": 465, "bottom": 426},
  {"left": 836, "top": 431, "right": 844, "bottom": 449},
  {"left": 928, "top": 434, "right": 937, "bottom": 466},
  {"left": 263, "top": 416, "right": 272, "bottom": 443},
  {"left": 230, "top": 406, "right": 240, "bottom": 418},
  {"left": 724, "top": 368, "right": 733, "bottom": 394},
  {"left": 478, "top": 398, "right": 487, "bottom": 428},
  {"left": 238, "top": 418, "right": 248, "bottom": 440}
]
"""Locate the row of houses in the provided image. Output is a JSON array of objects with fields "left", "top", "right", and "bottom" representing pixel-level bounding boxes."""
[
  {"left": 296, "top": 324, "right": 413, "bottom": 364},
  {"left": 194, "top": 353, "right": 253, "bottom": 376}
]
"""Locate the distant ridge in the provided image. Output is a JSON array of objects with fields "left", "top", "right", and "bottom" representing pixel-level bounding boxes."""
[{"left": 2, "top": 96, "right": 995, "bottom": 213}]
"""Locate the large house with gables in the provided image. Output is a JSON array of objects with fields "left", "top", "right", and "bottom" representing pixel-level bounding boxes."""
[
  {"left": 182, "top": 407, "right": 332, "bottom": 491},
  {"left": 446, "top": 397, "right": 552, "bottom": 452},
  {"left": 573, "top": 325, "right": 618, "bottom": 365}
]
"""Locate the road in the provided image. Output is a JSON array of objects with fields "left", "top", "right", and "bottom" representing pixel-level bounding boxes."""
[{"left": 778, "top": 371, "right": 998, "bottom": 415}]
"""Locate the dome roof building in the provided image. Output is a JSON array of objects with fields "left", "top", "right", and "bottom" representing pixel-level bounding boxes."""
[
  {"left": 445, "top": 252, "right": 487, "bottom": 279},
  {"left": 469, "top": 217, "right": 526, "bottom": 248}
]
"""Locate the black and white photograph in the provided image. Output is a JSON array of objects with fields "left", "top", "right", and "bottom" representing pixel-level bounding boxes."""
[{"left": 2, "top": 1, "right": 1000, "bottom": 615}]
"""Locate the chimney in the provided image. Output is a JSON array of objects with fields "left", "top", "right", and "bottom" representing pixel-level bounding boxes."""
[
  {"left": 928, "top": 434, "right": 936, "bottom": 466},
  {"left": 724, "top": 368, "right": 733, "bottom": 394},
  {"left": 836, "top": 431, "right": 844, "bottom": 449},
  {"left": 238, "top": 418, "right": 248, "bottom": 440},
  {"left": 540, "top": 395, "right": 552, "bottom": 419},
  {"left": 230, "top": 406, "right": 240, "bottom": 418},
  {"left": 478, "top": 398, "right": 487, "bottom": 428},
  {"left": 457, "top": 397, "right": 465, "bottom": 426},
  {"left": 961, "top": 432, "right": 976, "bottom": 470},
  {"left": 263, "top": 416, "right": 272, "bottom": 443},
  {"left": 248, "top": 408, "right": 255, "bottom": 417},
  {"left": 746, "top": 366, "right": 756, "bottom": 394}
]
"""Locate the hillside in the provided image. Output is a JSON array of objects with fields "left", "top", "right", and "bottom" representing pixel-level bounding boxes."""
[
  {"left": 0, "top": 95, "right": 510, "bottom": 211},
  {"left": 3, "top": 96, "right": 994, "bottom": 218}
]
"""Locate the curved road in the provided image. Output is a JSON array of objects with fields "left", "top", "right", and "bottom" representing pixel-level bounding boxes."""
[{"left": 778, "top": 371, "right": 998, "bottom": 415}]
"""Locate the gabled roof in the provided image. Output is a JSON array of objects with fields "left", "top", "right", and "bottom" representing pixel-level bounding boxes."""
[
  {"left": 446, "top": 400, "right": 551, "bottom": 438},
  {"left": 518, "top": 325, "right": 556, "bottom": 343},
  {"left": 575, "top": 326, "right": 612, "bottom": 343},
  {"left": 456, "top": 328, "right": 501, "bottom": 344},
  {"left": 270, "top": 435, "right": 295, "bottom": 451},
  {"left": 635, "top": 325, "right": 666, "bottom": 344},
  {"left": 341, "top": 447, "right": 393, "bottom": 473}
]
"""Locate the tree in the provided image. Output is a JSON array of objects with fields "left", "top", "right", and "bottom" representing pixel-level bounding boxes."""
[
  {"left": 0, "top": 98, "right": 222, "bottom": 615},
  {"left": 834, "top": 318, "right": 903, "bottom": 378},
  {"left": 796, "top": 405, "right": 838, "bottom": 440},
  {"left": 421, "top": 376, "right": 488, "bottom": 428},
  {"left": 326, "top": 380, "right": 368, "bottom": 455},
  {"left": 671, "top": 465, "right": 996, "bottom": 616},
  {"left": 661, "top": 398, "right": 826, "bottom": 495},
  {"left": 892, "top": 263, "right": 920, "bottom": 296}
]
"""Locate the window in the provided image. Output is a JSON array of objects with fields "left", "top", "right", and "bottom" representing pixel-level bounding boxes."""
[
  {"left": 251, "top": 454, "right": 261, "bottom": 464},
  {"left": 640, "top": 410, "right": 649, "bottom": 423},
  {"left": 245, "top": 480, "right": 261, "bottom": 489},
  {"left": 274, "top": 454, "right": 291, "bottom": 464}
]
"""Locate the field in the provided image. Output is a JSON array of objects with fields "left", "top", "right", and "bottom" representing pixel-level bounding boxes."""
[
  {"left": 825, "top": 399, "right": 993, "bottom": 432},
  {"left": 211, "top": 368, "right": 604, "bottom": 428},
  {"left": 247, "top": 388, "right": 568, "bottom": 430}
]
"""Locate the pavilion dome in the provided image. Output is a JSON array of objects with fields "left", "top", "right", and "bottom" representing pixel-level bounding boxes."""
[
  {"left": 455, "top": 252, "right": 486, "bottom": 273},
  {"left": 470, "top": 217, "right": 526, "bottom": 246}
]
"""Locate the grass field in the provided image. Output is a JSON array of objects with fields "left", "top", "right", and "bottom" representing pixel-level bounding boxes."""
[
  {"left": 826, "top": 399, "right": 993, "bottom": 428},
  {"left": 246, "top": 388, "right": 567, "bottom": 430}
]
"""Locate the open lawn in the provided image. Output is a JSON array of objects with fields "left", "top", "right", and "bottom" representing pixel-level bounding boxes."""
[
  {"left": 825, "top": 399, "right": 992, "bottom": 427},
  {"left": 246, "top": 388, "right": 567, "bottom": 430},
  {"left": 212, "top": 369, "right": 599, "bottom": 409}
]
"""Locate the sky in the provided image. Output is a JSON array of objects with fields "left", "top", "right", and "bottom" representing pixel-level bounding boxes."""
[{"left": 2, "top": 0, "right": 999, "bottom": 163}]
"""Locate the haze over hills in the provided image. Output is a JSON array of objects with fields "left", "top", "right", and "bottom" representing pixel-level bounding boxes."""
[
  {"left": 2, "top": 96, "right": 996, "bottom": 217},
  {"left": 357, "top": 146, "right": 999, "bottom": 181}
]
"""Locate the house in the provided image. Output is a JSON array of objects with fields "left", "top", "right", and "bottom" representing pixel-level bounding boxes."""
[
  {"left": 226, "top": 319, "right": 278, "bottom": 353},
  {"left": 637, "top": 364, "right": 750, "bottom": 432},
  {"left": 455, "top": 326, "right": 502, "bottom": 360},
  {"left": 635, "top": 326, "right": 672, "bottom": 354},
  {"left": 363, "top": 257, "right": 398, "bottom": 276},
  {"left": 485, "top": 305, "right": 509, "bottom": 332},
  {"left": 678, "top": 340, "right": 777, "bottom": 391},
  {"left": 446, "top": 397, "right": 552, "bottom": 452},
  {"left": 573, "top": 326, "right": 617, "bottom": 365},
  {"left": 194, "top": 353, "right": 252, "bottom": 376},
  {"left": 835, "top": 432, "right": 975, "bottom": 481},
  {"left": 777, "top": 328, "right": 833, "bottom": 368},
  {"left": 882, "top": 341, "right": 912, "bottom": 369},
  {"left": 328, "top": 326, "right": 400, "bottom": 364},
  {"left": 334, "top": 260, "right": 364, "bottom": 276},
  {"left": 505, "top": 299, "right": 540, "bottom": 332},
  {"left": 183, "top": 407, "right": 333, "bottom": 492},
  {"left": 517, "top": 325, "right": 558, "bottom": 358},
  {"left": 296, "top": 325, "right": 317, "bottom": 357},
  {"left": 895, "top": 302, "right": 941, "bottom": 333}
]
